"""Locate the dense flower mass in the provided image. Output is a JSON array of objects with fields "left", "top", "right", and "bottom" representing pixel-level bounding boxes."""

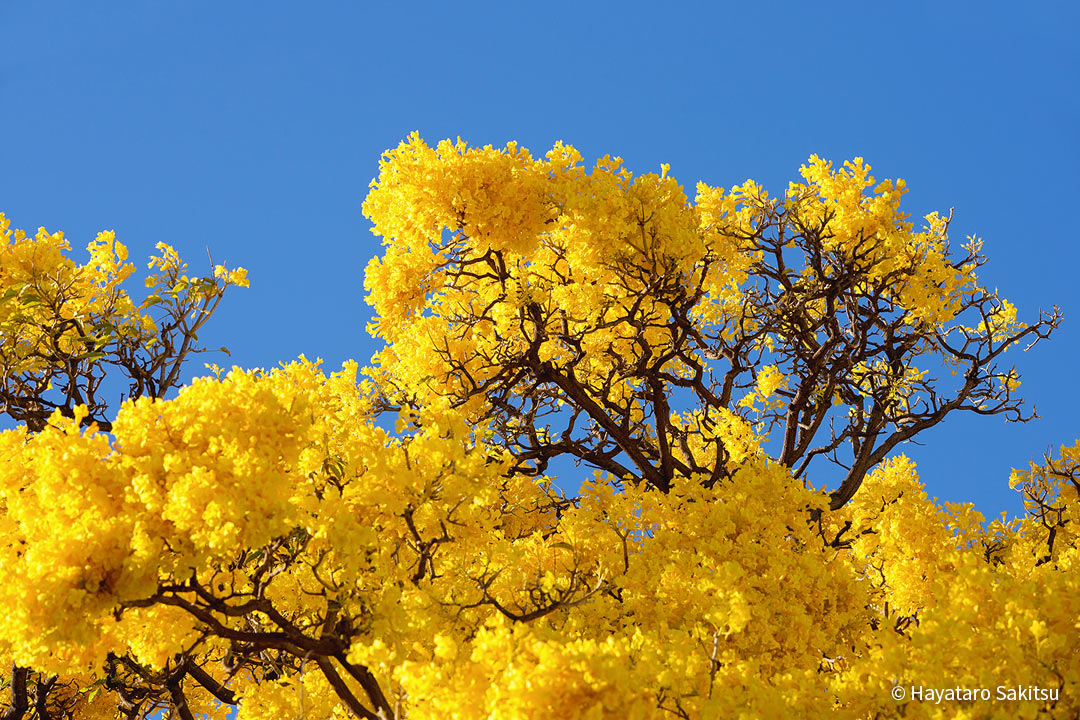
[{"left": 0, "top": 141, "right": 1074, "bottom": 719}]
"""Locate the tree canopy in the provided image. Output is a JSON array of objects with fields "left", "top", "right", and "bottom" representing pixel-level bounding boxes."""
[{"left": 0, "top": 138, "right": 1074, "bottom": 719}]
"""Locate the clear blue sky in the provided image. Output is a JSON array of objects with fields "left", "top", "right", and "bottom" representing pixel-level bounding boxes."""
[{"left": 2, "top": 2, "right": 1077, "bottom": 518}]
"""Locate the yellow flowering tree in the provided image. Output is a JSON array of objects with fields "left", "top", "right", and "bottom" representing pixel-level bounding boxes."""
[
  {"left": 0, "top": 139, "right": 1075, "bottom": 720},
  {"left": 0, "top": 214, "right": 248, "bottom": 432}
]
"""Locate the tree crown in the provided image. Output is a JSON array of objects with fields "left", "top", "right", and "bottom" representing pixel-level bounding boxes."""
[{"left": 0, "top": 142, "right": 1073, "bottom": 719}]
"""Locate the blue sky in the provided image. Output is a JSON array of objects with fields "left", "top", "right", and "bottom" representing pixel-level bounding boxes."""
[{"left": 1, "top": 2, "right": 1077, "bottom": 518}]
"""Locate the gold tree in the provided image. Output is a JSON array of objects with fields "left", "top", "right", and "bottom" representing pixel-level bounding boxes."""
[
  {"left": 0, "top": 141, "right": 1074, "bottom": 720},
  {"left": 363, "top": 140, "right": 1058, "bottom": 509}
]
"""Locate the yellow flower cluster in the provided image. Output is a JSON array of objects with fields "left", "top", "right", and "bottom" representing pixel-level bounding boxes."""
[
  {"left": 0, "top": 361, "right": 1074, "bottom": 717},
  {"left": 0, "top": 213, "right": 249, "bottom": 433},
  {"left": 0, "top": 147, "right": 1072, "bottom": 718},
  {"left": 0, "top": 216, "right": 140, "bottom": 371}
]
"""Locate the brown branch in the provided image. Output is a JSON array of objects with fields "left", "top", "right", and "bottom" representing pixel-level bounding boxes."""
[
  {"left": 1, "top": 665, "right": 29, "bottom": 720},
  {"left": 165, "top": 662, "right": 196, "bottom": 720},
  {"left": 313, "top": 657, "right": 379, "bottom": 720},
  {"left": 185, "top": 662, "right": 237, "bottom": 706}
]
